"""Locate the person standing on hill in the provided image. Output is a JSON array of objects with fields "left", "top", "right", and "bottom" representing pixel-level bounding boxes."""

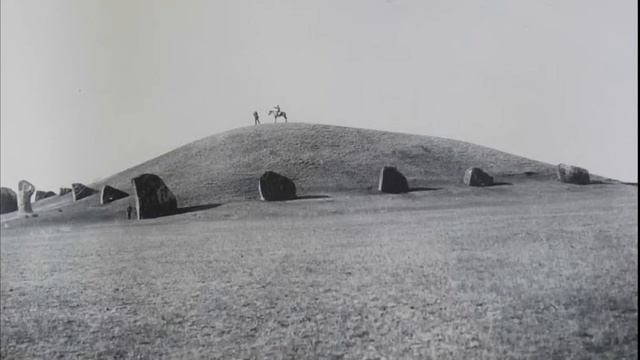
[{"left": 253, "top": 111, "right": 260, "bottom": 125}]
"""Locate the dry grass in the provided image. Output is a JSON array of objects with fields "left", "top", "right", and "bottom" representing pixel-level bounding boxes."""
[{"left": 1, "top": 182, "right": 637, "bottom": 359}]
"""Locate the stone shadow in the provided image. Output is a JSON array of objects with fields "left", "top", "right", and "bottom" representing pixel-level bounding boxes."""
[
  {"left": 502, "top": 171, "right": 539, "bottom": 178},
  {"left": 294, "top": 195, "right": 331, "bottom": 200},
  {"left": 588, "top": 180, "right": 608, "bottom": 185},
  {"left": 485, "top": 182, "right": 513, "bottom": 187},
  {"left": 408, "top": 187, "right": 441, "bottom": 192},
  {"left": 174, "top": 203, "right": 222, "bottom": 215}
]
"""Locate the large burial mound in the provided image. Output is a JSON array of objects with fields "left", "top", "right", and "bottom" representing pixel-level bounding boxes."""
[{"left": 91, "top": 123, "right": 558, "bottom": 207}]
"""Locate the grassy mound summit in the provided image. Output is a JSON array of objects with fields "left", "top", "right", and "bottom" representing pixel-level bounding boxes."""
[{"left": 97, "top": 123, "right": 554, "bottom": 206}]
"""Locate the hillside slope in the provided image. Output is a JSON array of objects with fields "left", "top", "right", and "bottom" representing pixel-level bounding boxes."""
[{"left": 87, "top": 123, "right": 554, "bottom": 207}]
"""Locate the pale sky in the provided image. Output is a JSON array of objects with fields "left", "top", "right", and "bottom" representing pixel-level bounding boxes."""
[{"left": 1, "top": 0, "right": 637, "bottom": 191}]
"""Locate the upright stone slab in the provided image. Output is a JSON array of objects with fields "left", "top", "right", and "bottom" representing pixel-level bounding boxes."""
[
  {"left": 100, "top": 185, "right": 129, "bottom": 205},
  {"left": 258, "top": 171, "right": 297, "bottom": 201},
  {"left": 463, "top": 167, "right": 494, "bottom": 187},
  {"left": 378, "top": 166, "right": 409, "bottom": 194},
  {"left": 557, "top": 164, "right": 590, "bottom": 185},
  {"left": 59, "top": 187, "right": 72, "bottom": 196},
  {"left": 18, "top": 180, "right": 35, "bottom": 214},
  {"left": 35, "top": 191, "right": 46, "bottom": 201},
  {"left": 71, "top": 183, "right": 96, "bottom": 202},
  {"left": 35, "top": 190, "right": 56, "bottom": 201},
  {"left": 0, "top": 187, "right": 18, "bottom": 214},
  {"left": 131, "top": 174, "right": 177, "bottom": 219}
]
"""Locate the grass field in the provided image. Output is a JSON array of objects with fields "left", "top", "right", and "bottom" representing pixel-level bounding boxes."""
[{"left": 1, "top": 181, "right": 637, "bottom": 359}]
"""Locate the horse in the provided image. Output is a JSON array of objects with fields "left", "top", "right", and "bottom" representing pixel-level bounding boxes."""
[{"left": 268, "top": 109, "right": 288, "bottom": 123}]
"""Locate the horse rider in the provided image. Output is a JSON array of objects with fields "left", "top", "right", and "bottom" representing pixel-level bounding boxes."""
[
  {"left": 253, "top": 111, "right": 260, "bottom": 125},
  {"left": 273, "top": 105, "right": 281, "bottom": 115}
]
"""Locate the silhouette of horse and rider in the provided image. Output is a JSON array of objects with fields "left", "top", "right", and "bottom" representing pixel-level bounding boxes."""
[{"left": 254, "top": 105, "right": 288, "bottom": 125}]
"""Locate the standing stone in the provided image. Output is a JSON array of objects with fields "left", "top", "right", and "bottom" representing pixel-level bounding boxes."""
[
  {"left": 131, "top": 174, "right": 178, "bottom": 219},
  {"left": 557, "top": 164, "right": 590, "bottom": 185},
  {"left": 59, "top": 187, "right": 72, "bottom": 196},
  {"left": 258, "top": 171, "right": 297, "bottom": 201},
  {"left": 0, "top": 187, "right": 18, "bottom": 214},
  {"left": 17, "top": 180, "right": 35, "bottom": 214},
  {"left": 100, "top": 185, "right": 129, "bottom": 205},
  {"left": 72, "top": 183, "right": 96, "bottom": 202},
  {"left": 35, "top": 190, "right": 56, "bottom": 201},
  {"left": 378, "top": 166, "right": 409, "bottom": 194},
  {"left": 463, "top": 167, "right": 494, "bottom": 187}
]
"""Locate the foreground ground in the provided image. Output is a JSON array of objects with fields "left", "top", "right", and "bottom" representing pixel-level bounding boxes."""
[{"left": 1, "top": 181, "right": 637, "bottom": 359}]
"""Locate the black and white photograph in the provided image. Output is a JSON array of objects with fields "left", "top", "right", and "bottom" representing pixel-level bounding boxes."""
[{"left": 0, "top": 0, "right": 637, "bottom": 358}]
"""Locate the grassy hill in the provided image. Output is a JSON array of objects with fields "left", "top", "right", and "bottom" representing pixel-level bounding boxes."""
[
  {"left": 4, "top": 122, "right": 565, "bottom": 223},
  {"left": 92, "top": 123, "right": 554, "bottom": 207}
]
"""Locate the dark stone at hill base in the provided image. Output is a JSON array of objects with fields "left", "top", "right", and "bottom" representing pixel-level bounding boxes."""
[
  {"left": 259, "top": 171, "right": 297, "bottom": 201},
  {"left": 378, "top": 166, "right": 409, "bottom": 194},
  {"left": 100, "top": 185, "right": 129, "bottom": 205},
  {"left": 59, "top": 187, "right": 72, "bottom": 196},
  {"left": 18, "top": 180, "right": 35, "bottom": 214},
  {"left": 72, "top": 183, "right": 96, "bottom": 202},
  {"left": 557, "top": 164, "right": 590, "bottom": 185},
  {"left": 0, "top": 187, "right": 18, "bottom": 214},
  {"left": 463, "top": 167, "right": 494, "bottom": 187},
  {"left": 131, "top": 174, "right": 178, "bottom": 219},
  {"left": 35, "top": 190, "right": 56, "bottom": 201}
]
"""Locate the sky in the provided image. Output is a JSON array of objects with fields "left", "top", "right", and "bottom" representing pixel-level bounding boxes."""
[{"left": 1, "top": 0, "right": 637, "bottom": 191}]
